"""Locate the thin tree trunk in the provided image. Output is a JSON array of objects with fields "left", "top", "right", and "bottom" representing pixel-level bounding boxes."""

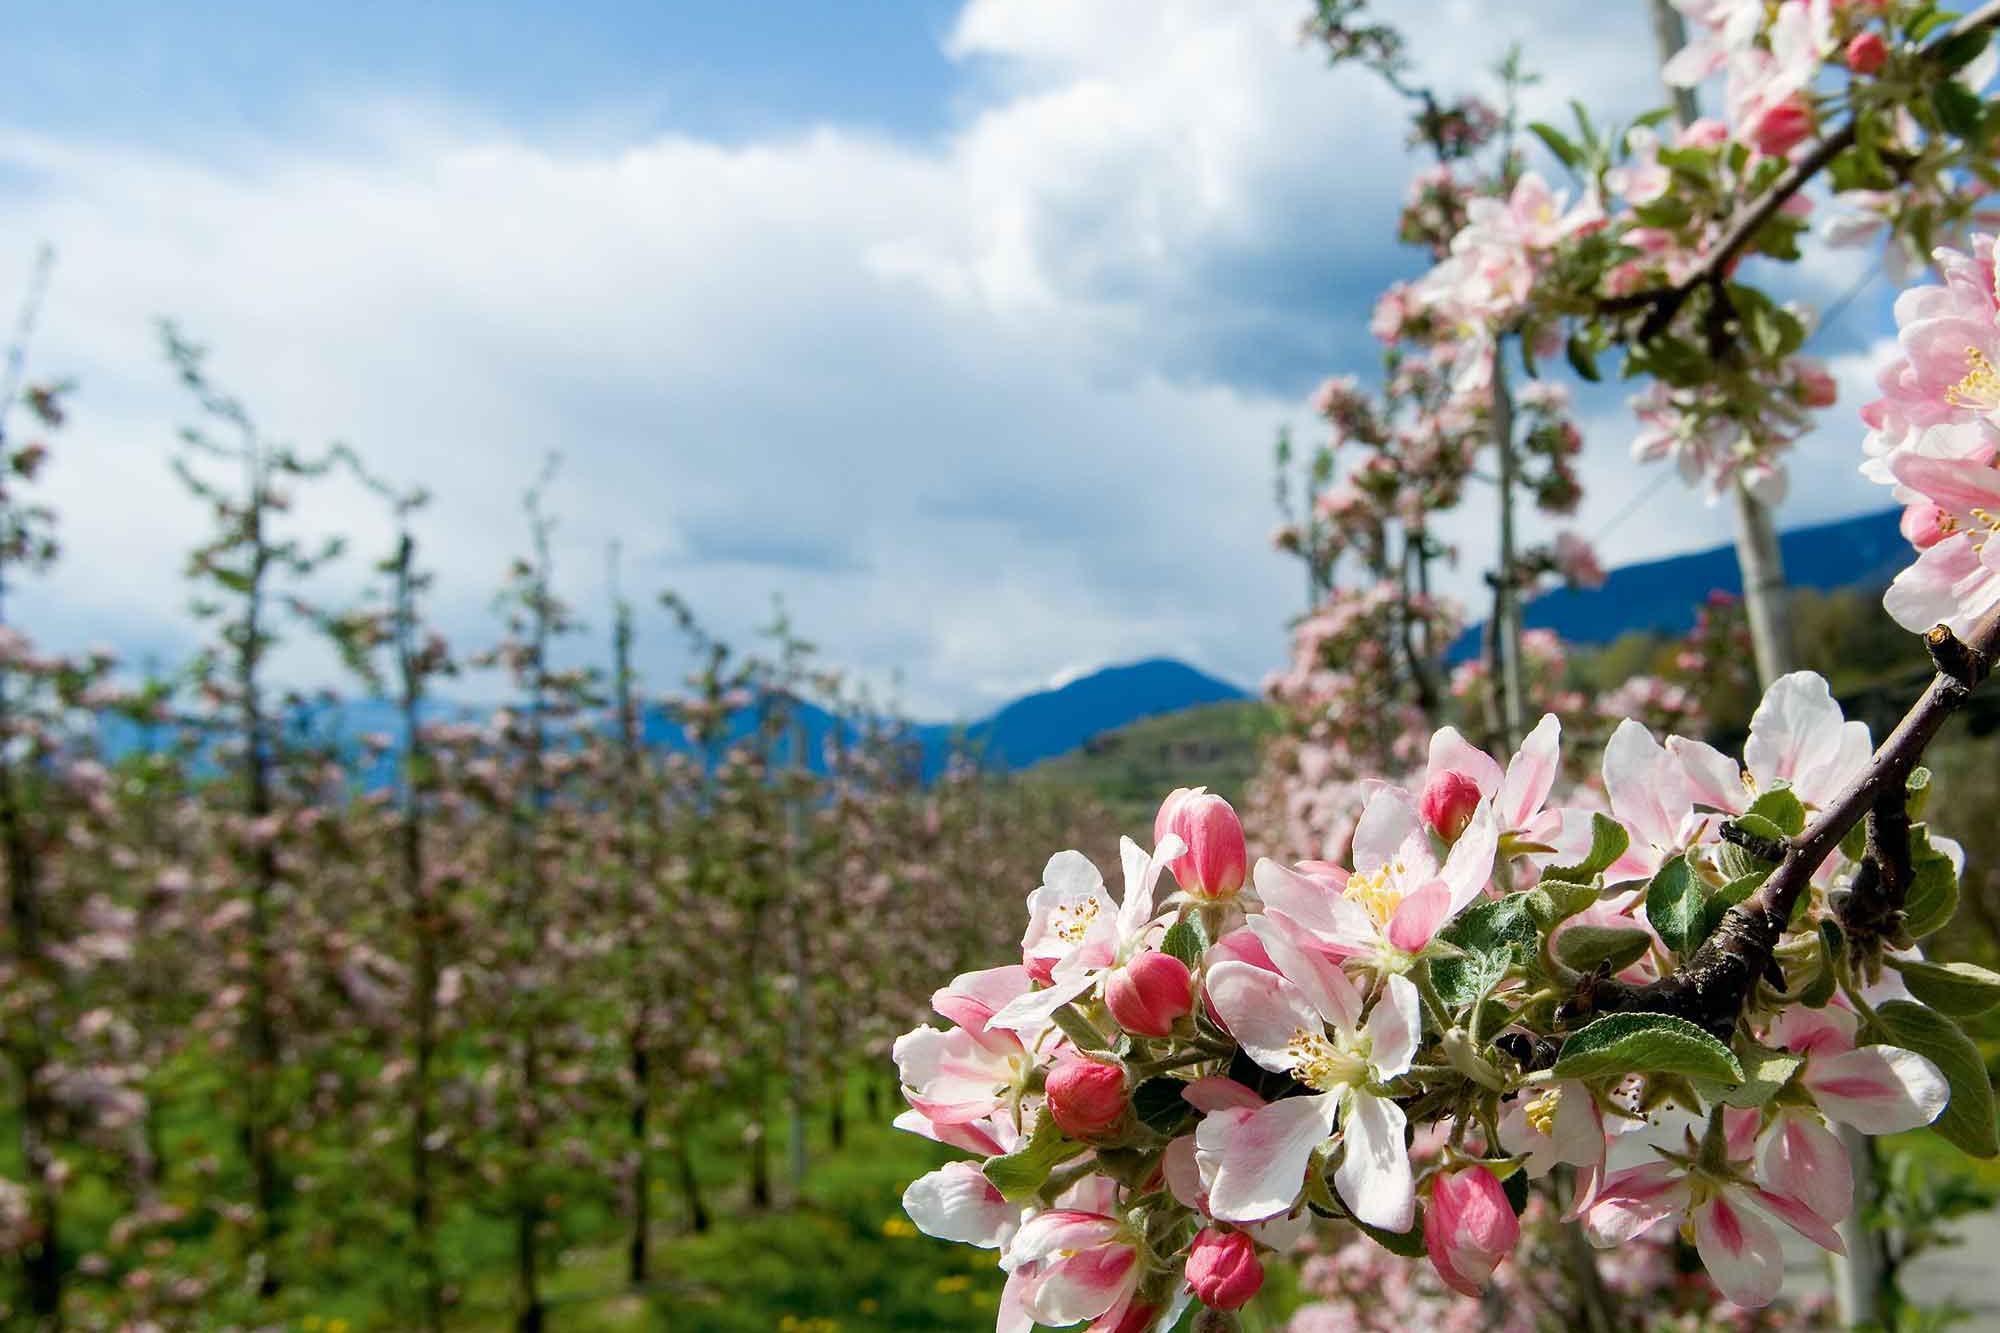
[
  {"left": 1492, "top": 345, "right": 1526, "bottom": 749},
  {"left": 239, "top": 461, "right": 283, "bottom": 1298},
  {"left": 394, "top": 534, "right": 445, "bottom": 1333},
  {"left": 1731, "top": 483, "right": 1795, "bottom": 684},
  {"left": 674, "top": 1135, "right": 710, "bottom": 1233},
  {"left": 1, "top": 647, "right": 63, "bottom": 1329},
  {"left": 1641, "top": 3, "right": 1868, "bottom": 1322}
]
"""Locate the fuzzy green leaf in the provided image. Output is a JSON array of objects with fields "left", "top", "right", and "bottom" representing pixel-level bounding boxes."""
[
  {"left": 1553, "top": 1011, "right": 1743, "bottom": 1085},
  {"left": 1888, "top": 958, "right": 2000, "bottom": 1018},
  {"left": 983, "top": 1115, "right": 1088, "bottom": 1201},
  {"left": 1905, "top": 826, "right": 1960, "bottom": 939},
  {"left": 1871, "top": 1000, "right": 1998, "bottom": 1158},
  {"left": 1431, "top": 893, "right": 1536, "bottom": 1007},
  {"left": 1554, "top": 925, "right": 1653, "bottom": 974},
  {"left": 1542, "top": 814, "right": 1630, "bottom": 885},
  {"left": 1646, "top": 854, "right": 1707, "bottom": 957}
]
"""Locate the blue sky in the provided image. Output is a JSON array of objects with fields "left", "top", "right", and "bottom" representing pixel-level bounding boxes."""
[{"left": 0, "top": 0, "right": 1901, "bottom": 717}]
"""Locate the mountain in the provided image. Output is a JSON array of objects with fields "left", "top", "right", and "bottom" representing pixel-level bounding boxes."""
[
  {"left": 1450, "top": 506, "right": 1908, "bottom": 659},
  {"left": 106, "top": 656, "right": 1248, "bottom": 784},
  {"left": 948, "top": 658, "right": 1248, "bottom": 772}
]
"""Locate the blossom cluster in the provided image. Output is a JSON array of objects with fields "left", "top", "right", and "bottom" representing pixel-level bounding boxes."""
[{"left": 893, "top": 669, "right": 1993, "bottom": 1327}]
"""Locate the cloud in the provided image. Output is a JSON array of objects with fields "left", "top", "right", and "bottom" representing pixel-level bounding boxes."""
[{"left": 0, "top": 1, "right": 1901, "bottom": 719}]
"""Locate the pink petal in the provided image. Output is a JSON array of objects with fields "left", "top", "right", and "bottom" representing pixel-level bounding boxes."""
[
  {"left": 1756, "top": 1110, "right": 1851, "bottom": 1231},
  {"left": 1386, "top": 880, "right": 1452, "bottom": 953},
  {"left": 1425, "top": 726, "right": 1504, "bottom": 798},
  {"left": 1183, "top": 1076, "right": 1266, "bottom": 1114},
  {"left": 1767, "top": 1003, "right": 1856, "bottom": 1057},
  {"left": 1583, "top": 1162, "right": 1689, "bottom": 1246},
  {"left": 1497, "top": 714, "right": 1561, "bottom": 830},
  {"left": 1806, "top": 1045, "right": 1950, "bottom": 1134},
  {"left": 1250, "top": 912, "right": 1364, "bottom": 1031},
  {"left": 1334, "top": 1091, "right": 1415, "bottom": 1232},
  {"left": 1198, "top": 1092, "right": 1342, "bottom": 1224},
  {"left": 1363, "top": 974, "right": 1422, "bottom": 1080},
  {"left": 1205, "top": 962, "right": 1326, "bottom": 1075},
  {"left": 1692, "top": 1193, "right": 1785, "bottom": 1309}
]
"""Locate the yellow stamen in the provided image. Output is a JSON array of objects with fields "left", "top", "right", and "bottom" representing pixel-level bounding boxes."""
[
  {"left": 1946, "top": 346, "right": 2000, "bottom": 412},
  {"left": 1344, "top": 860, "right": 1408, "bottom": 926},
  {"left": 1051, "top": 898, "right": 1100, "bottom": 944},
  {"left": 1287, "top": 1028, "right": 1365, "bottom": 1092},
  {"left": 1525, "top": 1088, "right": 1563, "bottom": 1137}
]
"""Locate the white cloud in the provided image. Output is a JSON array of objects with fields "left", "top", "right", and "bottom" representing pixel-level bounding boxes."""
[{"left": 0, "top": 0, "right": 1902, "bottom": 718}]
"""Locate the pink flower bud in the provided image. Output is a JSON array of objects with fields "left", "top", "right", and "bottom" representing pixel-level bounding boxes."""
[
  {"left": 1845, "top": 31, "right": 1887, "bottom": 75},
  {"left": 1419, "top": 770, "right": 1483, "bottom": 841},
  {"left": 1749, "top": 96, "right": 1815, "bottom": 159},
  {"left": 1154, "top": 788, "right": 1247, "bottom": 901},
  {"left": 1901, "top": 500, "right": 1948, "bottom": 550},
  {"left": 1105, "top": 951, "right": 1193, "bottom": 1037},
  {"left": 1424, "top": 1167, "right": 1520, "bottom": 1297},
  {"left": 1184, "top": 1227, "right": 1263, "bottom": 1311},
  {"left": 1045, "top": 1057, "right": 1127, "bottom": 1139},
  {"left": 1795, "top": 363, "right": 1838, "bottom": 408}
]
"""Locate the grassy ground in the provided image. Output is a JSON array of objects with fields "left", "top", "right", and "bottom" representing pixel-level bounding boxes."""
[{"left": 1022, "top": 699, "right": 1282, "bottom": 831}]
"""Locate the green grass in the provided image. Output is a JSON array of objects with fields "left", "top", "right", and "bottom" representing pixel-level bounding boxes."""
[{"left": 1022, "top": 699, "right": 1282, "bottom": 831}]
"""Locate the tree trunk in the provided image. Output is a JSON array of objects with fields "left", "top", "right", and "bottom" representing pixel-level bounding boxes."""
[
  {"left": 1491, "top": 345, "right": 1526, "bottom": 749},
  {"left": 628, "top": 1039, "right": 651, "bottom": 1285},
  {"left": 1641, "top": 3, "right": 1869, "bottom": 1323}
]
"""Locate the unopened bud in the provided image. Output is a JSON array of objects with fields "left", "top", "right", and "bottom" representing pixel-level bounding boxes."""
[
  {"left": 1845, "top": 31, "right": 1887, "bottom": 75},
  {"left": 1424, "top": 1167, "right": 1519, "bottom": 1296},
  {"left": 1155, "top": 788, "right": 1248, "bottom": 900},
  {"left": 1044, "top": 1057, "right": 1127, "bottom": 1139},
  {"left": 1185, "top": 1227, "right": 1263, "bottom": 1311},
  {"left": 1419, "top": 770, "right": 1483, "bottom": 841},
  {"left": 1105, "top": 950, "right": 1194, "bottom": 1037}
]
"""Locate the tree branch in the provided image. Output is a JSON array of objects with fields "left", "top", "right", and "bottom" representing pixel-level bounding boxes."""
[
  {"left": 1567, "top": 605, "right": 2000, "bottom": 1039},
  {"left": 1600, "top": 0, "right": 2000, "bottom": 341}
]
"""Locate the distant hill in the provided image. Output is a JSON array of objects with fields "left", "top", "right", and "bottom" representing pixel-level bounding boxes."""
[
  {"left": 108, "top": 656, "right": 1250, "bottom": 784},
  {"left": 1451, "top": 507, "right": 1907, "bottom": 660},
  {"left": 949, "top": 658, "right": 1247, "bottom": 771},
  {"left": 1021, "top": 698, "right": 1281, "bottom": 832}
]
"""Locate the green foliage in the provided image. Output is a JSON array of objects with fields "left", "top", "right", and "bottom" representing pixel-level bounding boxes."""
[
  {"left": 1430, "top": 893, "right": 1536, "bottom": 1006},
  {"left": 1871, "top": 1001, "right": 2000, "bottom": 1159},
  {"left": 1553, "top": 1012, "right": 1744, "bottom": 1085}
]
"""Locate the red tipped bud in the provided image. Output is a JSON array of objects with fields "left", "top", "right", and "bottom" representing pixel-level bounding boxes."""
[
  {"left": 1105, "top": 951, "right": 1194, "bottom": 1037},
  {"left": 1419, "top": 770, "right": 1483, "bottom": 841},
  {"left": 1845, "top": 31, "right": 1887, "bottom": 75},
  {"left": 1185, "top": 1227, "right": 1263, "bottom": 1311},
  {"left": 1424, "top": 1166, "right": 1520, "bottom": 1297},
  {"left": 1045, "top": 1057, "right": 1127, "bottom": 1139},
  {"left": 1154, "top": 788, "right": 1247, "bottom": 901},
  {"left": 1795, "top": 362, "right": 1838, "bottom": 408}
]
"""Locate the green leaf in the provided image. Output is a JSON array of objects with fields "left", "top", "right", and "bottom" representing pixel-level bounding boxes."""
[
  {"left": 1162, "top": 916, "right": 1208, "bottom": 970},
  {"left": 1933, "top": 81, "right": 1985, "bottom": 138},
  {"left": 1527, "top": 878, "right": 1603, "bottom": 934},
  {"left": 1432, "top": 893, "right": 1536, "bottom": 1007},
  {"left": 1555, "top": 925, "right": 1654, "bottom": 974},
  {"left": 1700, "top": 1045, "right": 1804, "bottom": 1108},
  {"left": 1052, "top": 1004, "right": 1111, "bottom": 1053},
  {"left": 1530, "top": 121, "right": 1583, "bottom": 169},
  {"left": 1907, "top": 766, "right": 1934, "bottom": 820},
  {"left": 1353, "top": 1207, "right": 1428, "bottom": 1258},
  {"left": 1566, "top": 332, "right": 1601, "bottom": 383},
  {"left": 1131, "top": 1077, "right": 1196, "bottom": 1136},
  {"left": 1646, "top": 855, "right": 1707, "bottom": 957},
  {"left": 1905, "top": 826, "right": 1960, "bottom": 939},
  {"left": 983, "top": 1115, "right": 1088, "bottom": 1201},
  {"left": 1888, "top": 958, "right": 2000, "bottom": 1018},
  {"left": 1553, "top": 1012, "right": 1744, "bottom": 1084},
  {"left": 1730, "top": 812, "right": 1791, "bottom": 850},
  {"left": 1704, "top": 868, "right": 1768, "bottom": 936},
  {"left": 1745, "top": 786, "right": 1806, "bottom": 837},
  {"left": 1934, "top": 28, "right": 1995, "bottom": 73},
  {"left": 1871, "top": 1001, "right": 1999, "bottom": 1159},
  {"left": 1542, "top": 814, "right": 1630, "bottom": 885}
]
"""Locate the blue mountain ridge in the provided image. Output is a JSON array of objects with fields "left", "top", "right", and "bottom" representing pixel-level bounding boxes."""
[
  {"left": 104, "top": 656, "right": 1250, "bottom": 783},
  {"left": 1448, "top": 506, "right": 1906, "bottom": 661}
]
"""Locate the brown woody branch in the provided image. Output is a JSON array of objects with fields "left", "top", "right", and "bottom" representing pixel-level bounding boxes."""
[
  {"left": 1600, "top": 0, "right": 2000, "bottom": 344},
  {"left": 1567, "top": 607, "right": 2000, "bottom": 1039}
]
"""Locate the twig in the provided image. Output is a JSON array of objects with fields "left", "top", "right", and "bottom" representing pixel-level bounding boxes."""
[
  {"left": 1567, "top": 605, "right": 2000, "bottom": 1038},
  {"left": 1600, "top": 0, "right": 2000, "bottom": 341}
]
